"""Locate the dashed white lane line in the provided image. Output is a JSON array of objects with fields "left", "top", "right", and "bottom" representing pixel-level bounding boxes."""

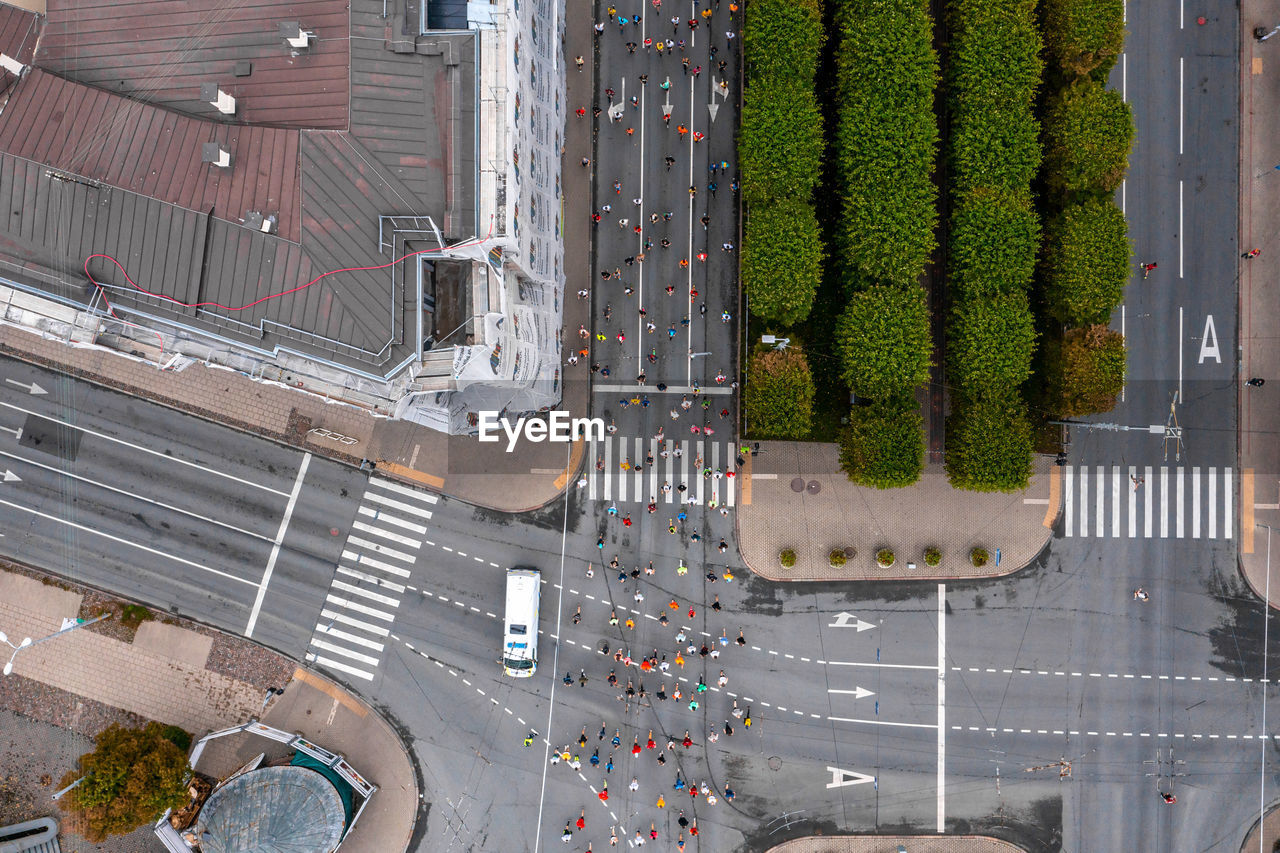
[
  {"left": 952, "top": 725, "right": 1280, "bottom": 741},
  {"left": 954, "top": 666, "right": 1269, "bottom": 684}
]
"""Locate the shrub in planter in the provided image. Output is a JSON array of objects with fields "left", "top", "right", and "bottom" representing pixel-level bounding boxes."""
[
  {"left": 924, "top": 547, "right": 942, "bottom": 567},
  {"left": 970, "top": 547, "right": 990, "bottom": 567},
  {"left": 876, "top": 548, "right": 895, "bottom": 568},
  {"left": 780, "top": 548, "right": 797, "bottom": 568},
  {"left": 829, "top": 549, "right": 847, "bottom": 567}
]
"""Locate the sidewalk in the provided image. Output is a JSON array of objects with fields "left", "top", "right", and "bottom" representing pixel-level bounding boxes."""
[
  {"left": 1239, "top": 1, "right": 1280, "bottom": 606},
  {"left": 0, "top": 564, "right": 417, "bottom": 853},
  {"left": 738, "top": 443, "right": 1056, "bottom": 580},
  {"left": 766, "top": 837, "right": 1026, "bottom": 853}
]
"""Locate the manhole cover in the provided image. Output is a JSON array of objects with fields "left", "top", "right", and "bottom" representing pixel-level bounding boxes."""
[
  {"left": 768, "top": 756, "right": 782, "bottom": 771},
  {"left": 790, "top": 477, "right": 805, "bottom": 493},
  {"left": 806, "top": 480, "right": 821, "bottom": 495}
]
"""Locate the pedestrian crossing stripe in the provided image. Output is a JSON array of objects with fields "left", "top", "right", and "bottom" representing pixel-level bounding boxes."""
[
  {"left": 1062, "top": 465, "right": 1232, "bottom": 539},
  {"left": 306, "top": 477, "right": 430, "bottom": 681},
  {"left": 584, "top": 436, "right": 738, "bottom": 507}
]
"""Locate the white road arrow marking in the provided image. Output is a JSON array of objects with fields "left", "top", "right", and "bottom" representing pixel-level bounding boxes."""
[
  {"left": 2, "top": 470, "right": 20, "bottom": 483},
  {"left": 828, "top": 686, "right": 875, "bottom": 700},
  {"left": 4, "top": 379, "right": 46, "bottom": 396},
  {"left": 826, "top": 766, "right": 876, "bottom": 789},
  {"left": 707, "top": 102, "right": 719, "bottom": 122},
  {"left": 0, "top": 425, "right": 20, "bottom": 441},
  {"left": 828, "top": 612, "right": 876, "bottom": 631}
]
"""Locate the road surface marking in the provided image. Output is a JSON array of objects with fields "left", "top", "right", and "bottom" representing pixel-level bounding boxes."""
[
  {"left": 358, "top": 505, "right": 428, "bottom": 534},
  {"left": 937, "top": 582, "right": 946, "bottom": 832},
  {"left": 342, "top": 550, "right": 412, "bottom": 578},
  {"left": 319, "top": 608, "right": 391, "bottom": 637},
  {"left": 1096, "top": 465, "right": 1104, "bottom": 536},
  {"left": 315, "top": 622, "right": 385, "bottom": 651},
  {"left": 1065, "top": 464, "right": 1073, "bottom": 537},
  {"left": 309, "top": 636, "right": 380, "bottom": 666},
  {"left": 1176, "top": 465, "right": 1185, "bottom": 538},
  {"left": 1111, "top": 466, "right": 1120, "bottom": 537},
  {"left": 245, "top": 452, "right": 310, "bottom": 637},
  {"left": 305, "top": 653, "right": 375, "bottom": 680},
  {"left": 368, "top": 477, "right": 439, "bottom": 503},
  {"left": 352, "top": 520, "right": 421, "bottom": 549},
  {"left": 1129, "top": 466, "right": 1137, "bottom": 538},
  {"left": 324, "top": 593, "right": 396, "bottom": 621},
  {"left": 336, "top": 566, "right": 406, "bottom": 592},
  {"left": 364, "top": 490, "right": 435, "bottom": 521},
  {"left": 0, "top": 399, "right": 292, "bottom": 497},
  {"left": 331, "top": 579, "right": 402, "bottom": 607},
  {"left": 1160, "top": 466, "right": 1169, "bottom": 538}
]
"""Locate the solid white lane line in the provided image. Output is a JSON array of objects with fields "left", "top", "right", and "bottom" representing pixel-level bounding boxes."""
[
  {"left": 364, "top": 490, "right": 434, "bottom": 520},
  {"left": 1129, "top": 465, "right": 1137, "bottom": 538},
  {"left": 603, "top": 436, "right": 613, "bottom": 502},
  {"left": 1209, "top": 465, "right": 1217, "bottom": 538},
  {"left": 588, "top": 437, "right": 599, "bottom": 500},
  {"left": 1080, "top": 466, "right": 1088, "bottom": 536},
  {"left": 307, "top": 653, "right": 375, "bottom": 681},
  {"left": 0, "top": 448, "right": 275, "bottom": 543},
  {"left": 825, "top": 660, "right": 939, "bottom": 670},
  {"left": 1096, "top": 465, "right": 1104, "bottom": 537},
  {"left": 828, "top": 716, "right": 938, "bottom": 730},
  {"left": 346, "top": 535, "right": 416, "bottom": 564},
  {"left": 937, "top": 582, "right": 946, "bottom": 833},
  {"left": 336, "top": 566, "right": 407, "bottom": 592},
  {"left": 352, "top": 521, "right": 422, "bottom": 549},
  {"left": 245, "top": 452, "right": 310, "bottom": 638},
  {"left": 695, "top": 439, "right": 705, "bottom": 505},
  {"left": 358, "top": 505, "right": 428, "bottom": 534},
  {"left": 1111, "top": 465, "right": 1120, "bottom": 537},
  {"left": 0, "top": 496, "right": 256, "bottom": 585},
  {"left": 309, "top": 637, "right": 381, "bottom": 666},
  {"left": 727, "top": 446, "right": 736, "bottom": 507},
  {"left": 1176, "top": 464, "right": 1184, "bottom": 539},
  {"left": 1160, "top": 466, "right": 1169, "bottom": 538},
  {"left": 341, "top": 550, "right": 412, "bottom": 578},
  {"left": 315, "top": 622, "right": 385, "bottom": 651},
  {"left": 367, "top": 477, "right": 439, "bottom": 503},
  {"left": 0, "top": 400, "right": 291, "bottom": 496},
  {"left": 1192, "top": 466, "right": 1200, "bottom": 538},
  {"left": 1145, "top": 465, "right": 1153, "bottom": 538},
  {"left": 319, "top": 608, "right": 391, "bottom": 637},
  {"left": 634, "top": 436, "right": 644, "bottom": 500}
]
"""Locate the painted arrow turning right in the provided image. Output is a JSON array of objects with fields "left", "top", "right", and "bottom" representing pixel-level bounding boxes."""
[
  {"left": 828, "top": 612, "right": 876, "bottom": 631},
  {"left": 827, "top": 686, "right": 875, "bottom": 700}
]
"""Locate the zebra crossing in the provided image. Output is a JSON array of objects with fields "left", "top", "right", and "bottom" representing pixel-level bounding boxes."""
[
  {"left": 1062, "top": 464, "right": 1233, "bottom": 540},
  {"left": 585, "top": 435, "right": 738, "bottom": 506},
  {"left": 305, "top": 477, "right": 437, "bottom": 681}
]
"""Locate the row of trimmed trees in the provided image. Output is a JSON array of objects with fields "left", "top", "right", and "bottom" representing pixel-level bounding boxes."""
[
  {"left": 832, "top": 0, "right": 938, "bottom": 487},
  {"left": 739, "top": 0, "right": 823, "bottom": 439}
]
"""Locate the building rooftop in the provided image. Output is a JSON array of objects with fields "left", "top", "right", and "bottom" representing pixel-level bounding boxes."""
[{"left": 0, "top": 0, "right": 477, "bottom": 378}]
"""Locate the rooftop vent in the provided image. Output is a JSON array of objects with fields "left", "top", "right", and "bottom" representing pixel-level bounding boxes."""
[
  {"left": 244, "top": 211, "right": 278, "bottom": 234},
  {"left": 0, "top": 53, "right": 25, "bottom": 76},
  {"left": 200, "top": 82, "right": 236, "bottom": 115},
  {"left": 202, "top": 142, "right": 232, "bottom": 169},
  {"left": 279, "top": 21, "right": 315, "bottom": 51}
]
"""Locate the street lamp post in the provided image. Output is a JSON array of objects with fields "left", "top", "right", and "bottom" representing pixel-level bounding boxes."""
[{"left": 0, "top": 612, "right": 112, "bottom": 676}]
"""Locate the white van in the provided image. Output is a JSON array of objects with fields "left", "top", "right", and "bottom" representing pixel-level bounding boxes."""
[{"left": 502, "top": 568, "right": 541, "bottom": 677}]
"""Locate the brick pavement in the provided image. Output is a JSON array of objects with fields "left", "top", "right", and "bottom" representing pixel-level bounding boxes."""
[
  {"left": 738, "top": 443, "right": 1056, "bottom": 581},
  {"left": 0, "top": 571, "right": 261, "bottom": 739},
  {"left": 1239, "top": 0, "right": 1280, "bottom": 606},
  {"left": 766, "top": 837, "right": 1026, "bottom": 853}
]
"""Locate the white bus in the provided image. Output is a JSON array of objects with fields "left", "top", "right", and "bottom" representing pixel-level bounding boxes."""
[{"left": 502, "top": 568, "right": 541, "bottom": 677}]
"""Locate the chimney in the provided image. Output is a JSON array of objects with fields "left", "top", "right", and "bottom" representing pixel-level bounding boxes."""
[
  {"left": 202, "top": 142, "right": 232, "bottom": 169},
  {"left": 0, "top": 53, "right": 25, "bottom": 76},
  {"left": 200, "top": 82, "right": 236, "bottom": 116},
  {"left": 279, "top": 21, "right": 314, "bottom": 51}
]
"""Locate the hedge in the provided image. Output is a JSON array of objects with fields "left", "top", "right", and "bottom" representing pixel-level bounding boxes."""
[
  {"left": 745, "top": 349, "right": 816, "bottom": 439},
  {"left": 948, "top": 0, "right": 1043, "bottom": 117},
  {"left": 949, "top": 108, "right": 1042, "bottom": 197},
  {"left": 948, "top": 291, "right": 1036, "bottom": 396},
  {"left": 1042, "top": 0, "right": 1125, "bottom": 79},
  {"left": 836, "top": 0, "right": 939, "bottom": 288},
  {"left": 945, "top": 393, "right": 1034, "bottom": 492},
  {"left": 1042, "top": 198, "right": 1130, "bottom": 325},
  {"left": 1043, "top": 324, "right": 1126, "bottom": 416},
  {"left": 742, "top": 198, "right": 823, "bottom": 325},
  {"left": 949, "top": 186, "right": 1040, "bottom": 298},
  {"left": 743, "top": 0, "right": 823, "bottom": 82},
  {"left": 836, "top": 285, "right": 932, "bottom": 401},
  {"left": 838, "top": 399, "right": 925, "bottom": 488},
  {"left": 740, "top": 79, "right": 824, "bottom": 204},
  {"left": 1042, "top": 78, "right": 1134, "bottom": 195}
]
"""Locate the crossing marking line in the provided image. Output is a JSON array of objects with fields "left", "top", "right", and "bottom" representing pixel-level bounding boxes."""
[{"left": 1244, "top": 468, "right": 1254, "bottom": 553}]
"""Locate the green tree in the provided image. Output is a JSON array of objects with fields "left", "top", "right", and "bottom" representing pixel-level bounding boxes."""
[
  {"left": 1042, "top": 198, "right": 1130, "bottom": 325},
  {"left": 1043, "top": 78, "right": 1134, "bottom": 194},
  {"left": 743, "top": 0, "right": 823, "bottom": 82},
  {"left": 1042, "top": 0, "right": 1125, "bottom": 79},
  {"left": 740, "top": 79, "right": 824, "bottom": 203},
  {"left": 836, "top": 285, "right": 932, "bottom": 400},
  {"left": 945, "top": 393, "right": 1034, "bottom": 492},
  {"left": 837, "top": 0, "right": 939, "bottom": 288},
  {"left": 745, "top": 349, "right": 816, "bottom": 439},
  {"left": 948, "top": 292, "right": 1036, "bottom": 396},
  {"left": 949, "top": 186, "right": 1040, "bottom": 298},
  {"left": 61, "top": 722, "right": 191, "bottom": 842},
  {"left": 1043, "top": 324, "right": 1127, "bottom": 416},
  {"left": 742, "top": 198, "right": 823, "bottom": 325},
  {"left": 838, "top": 399, "right": 925, "bottom": 488}
]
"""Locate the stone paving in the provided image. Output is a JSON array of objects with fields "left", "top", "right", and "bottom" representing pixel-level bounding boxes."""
[
  {"left": 0, "top": 571, "right": 262, "bottom": 739},
  {"left": 766, "top": 837, "right": 1026, "bottom": 853},
  {"left": 739, "top": 443, "right": 1057, "bottom": 581}
]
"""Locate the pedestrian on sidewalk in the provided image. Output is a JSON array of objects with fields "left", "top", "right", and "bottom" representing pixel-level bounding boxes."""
[
  {"left": 575, "top": 55, "right": 585, "bottom": 70},
  {"left": 1244, "top": 248, "right": 1261, "bottom": 259},
  {"left": 1247, "top": 377, "right": 1266, "bottom": 387}
]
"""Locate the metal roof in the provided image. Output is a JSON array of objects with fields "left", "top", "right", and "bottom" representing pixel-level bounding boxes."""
[
  {"left": 0, "top": 0, "right": 477, "bottom": 376},
  {"left": 37, "top": 0, "right": 351, "bottom": 130},
  {"left": 0, "top": 3, "right": 38, "bottom": 67}
]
